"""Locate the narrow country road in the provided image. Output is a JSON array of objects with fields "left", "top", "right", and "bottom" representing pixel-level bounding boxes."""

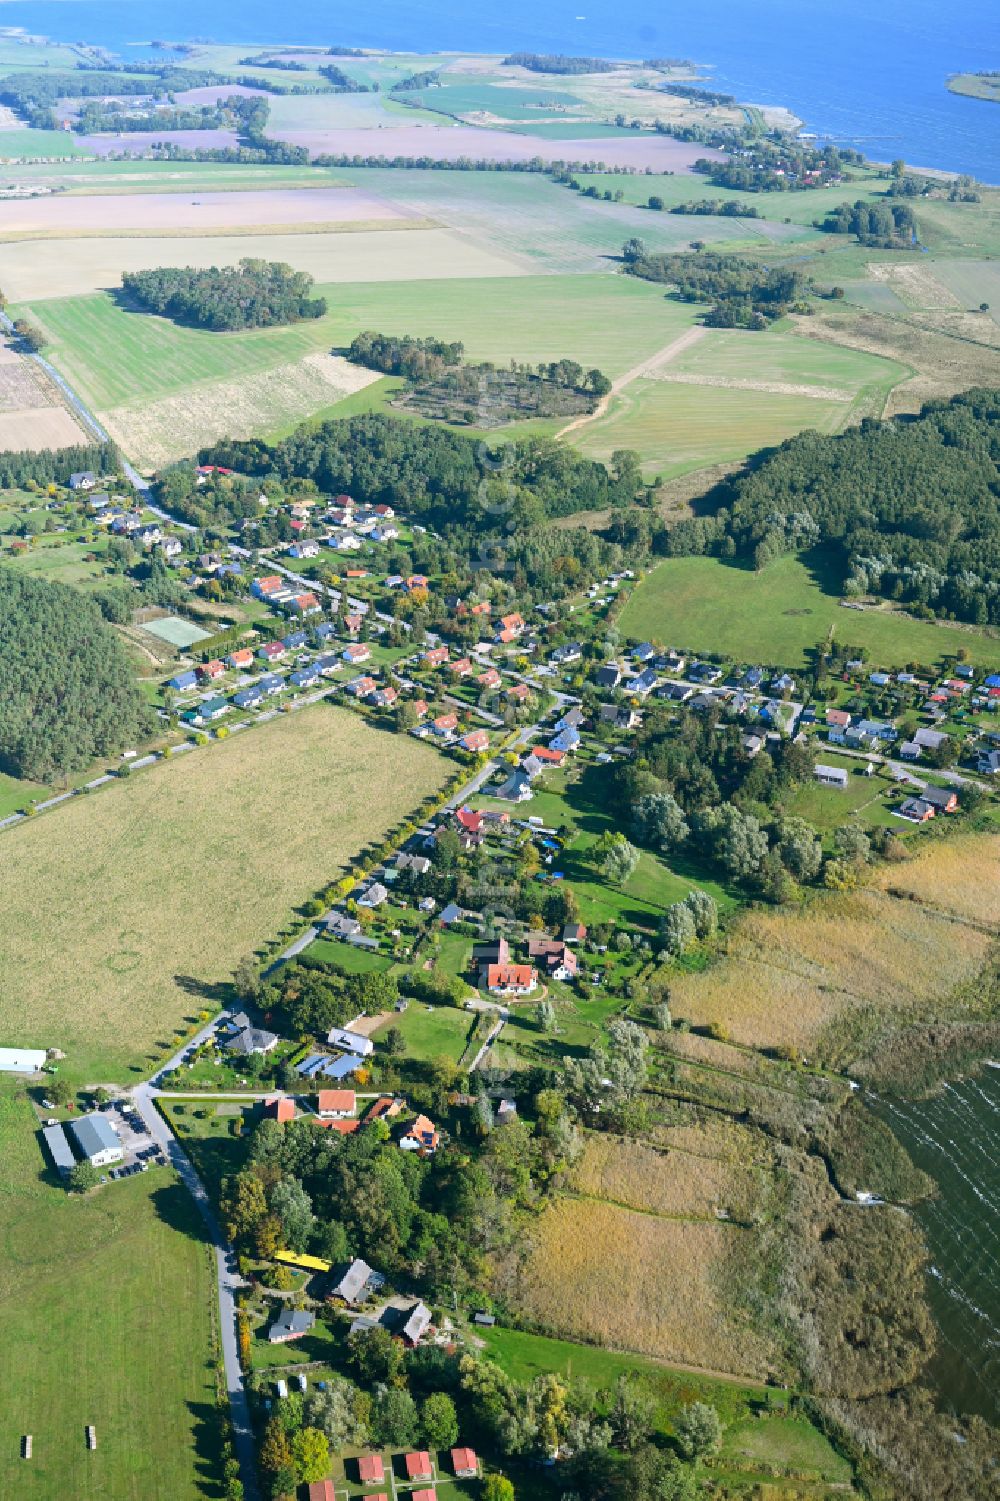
[
  {"left": 555, "top": 324, "right": 708, "bottom": 439},
  {"left": 128, "top": 1017, "right": 262, "bottom": 1501}
]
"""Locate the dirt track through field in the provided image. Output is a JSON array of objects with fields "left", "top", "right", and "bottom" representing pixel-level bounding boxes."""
[
  {"left": 649, "top": 370, "right": 853, "bottom": 401},
  {"left": 556, "top": 324, "right": 708, "bottom": 438}
]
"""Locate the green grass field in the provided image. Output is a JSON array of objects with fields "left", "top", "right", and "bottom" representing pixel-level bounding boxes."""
[
  {"left": 21, "top": 275, "right": 692, "bottom": 414},
  {"left": 0, "top": 1082, "right": 220, "bottom": 1501},
  {"left": 0, "top": 128, "right": 86, "bottom": 158},
  {"left": 575, "top": 377, "right": 849, "bottom": 478},
  {"left": 371, "top": 1003, "right": 473, "bottom": 1062},
  {"left": 572, "top": 166, "right": 889, "bottom": 228},
  {"left": 339, "top": 167, "right": 771, "bottom": 271},
  {"left": 0, "top": 707, "right": 447, "bottom": 1084},
  {"left": 617, "top": 554, "right": 1000, "bottom": 671}
]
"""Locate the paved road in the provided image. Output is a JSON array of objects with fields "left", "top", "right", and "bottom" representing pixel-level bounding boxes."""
[{"left": 130, "top": 1014, "right": 262, "bottom": 1501}]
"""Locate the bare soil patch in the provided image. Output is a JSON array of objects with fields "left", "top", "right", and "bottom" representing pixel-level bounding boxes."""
[
  {"left": 0, "top": 405, "right": 85, "bottom": 449},
  {"left": 0, "top": 186, "right": 408, "bottom": 235},
  {"left": 268, "top": 123, "right": 719, "bottom": 170}
]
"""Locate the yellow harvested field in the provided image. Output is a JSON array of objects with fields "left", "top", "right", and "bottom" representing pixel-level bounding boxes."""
[
  {"left": 669, "top": 884, "right": 995, "bottom": 1053},
  {"left": 0, "top": 405, "right": 85, "bottom": 449},
  {"left": 0, "top": 187, "right": 407, "bottom": 235},
  {"left": 100, "top": 352, "right": 381, "bottom": 469},
  {"left": 511, "top": 1197, "right": 775, "bottom": 1378},
  {"left": 872, "top": 832, "right": 1000, "bottom": 927},
  {"left": 573, "top": 1134, "right": 749, "bottom": 1220},
  {"left": 0, "top": 227, "right": 526, "bottom": 300},
  {"left": 0, "top": 336, "right": 85, "bottom": 447},
  {"left": 0, "top": 707, "right": 447, "bottom": 1081}
]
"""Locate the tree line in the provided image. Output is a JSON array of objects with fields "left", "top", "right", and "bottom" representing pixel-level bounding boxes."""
[
  {"left": 121, "top": 259, "right": 327, "bottom": 331},
  {"left": 503, "top": 52, "right": 615, "bottom": 74}
]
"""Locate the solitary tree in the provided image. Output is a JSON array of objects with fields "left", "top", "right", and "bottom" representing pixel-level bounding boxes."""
[
  {"left": 422, "top": 1391, "right": 459, "bottom": 1450},
  {"left": 674, "top": 1401, "right": 722, "bottom": 1460},
  {"left": 68, "top": 1160, "right": 100, "bottom": 1193}
]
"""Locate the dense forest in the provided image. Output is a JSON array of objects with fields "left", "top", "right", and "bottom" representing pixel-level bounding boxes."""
[
  {"left": 623, "top": 244, "right": 810, "bottom": 328},
  {"left": 502, "top": 52, "right": 615, "bottom": 74},
  {"left": 0, "top": 570, "right": 153, "bottom": 782},
  {"left": 346, "top": 331, "right": 465, "bottom": 382},
  {"left": 121, "top": 259, "right": 327, "bottom": 331},
  {"left": 693, "top": 388, "right": 1000, "bottom": 625}
]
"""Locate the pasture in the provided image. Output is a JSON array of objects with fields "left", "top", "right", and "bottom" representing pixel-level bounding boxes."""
[
  {"left": 574, "top": 376, "right": 849, "bottom": 477},
  {"left": 0, "top": 1082, "right": 219, "bottom": 1501},
  {"left": 371, "top": 1003, "right": 474, "bottom": 1063},
  {"left": 668, "top": 881, "right": 995, "bottom": 1058},
  {"left": 0, "top": 707, "right": 448, "bottom": 1083},
  {"left": 341, "top": 166, "right": 774, "bottom": 272},
  {"left": 616, "top": 554, "right": 1000, "bottom": 671},
  {"left": 509, "top": 1194, "right": 776, "bottom": 1378}
]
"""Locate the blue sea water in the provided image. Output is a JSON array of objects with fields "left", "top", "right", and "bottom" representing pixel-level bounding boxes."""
[{"left": 2, "top": 0, "right": 999, "bottom": 180}]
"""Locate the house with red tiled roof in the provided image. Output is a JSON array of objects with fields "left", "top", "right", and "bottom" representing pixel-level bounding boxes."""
[
  {"left": 531, "top": 746, "right": 564, "bottom": 765},
  {"left": 461, "top": 729, "right": 490, "bottom": 753},
  {"left": 424, "top": 646, "right": 449, "bottom": 668},
  {"left": 343, "top": 642, "right": 371, "bottom": 665},
  {"left": 484, "top": 963, "right": 537, "bottom": 996},
  {"left": 317, "top": 1089, "right": 355, "bottom": 1118},
  {"left": 477, "top": 667, "right": 501, "bottom": 690},
  {"left": 450, "top": 657, "right": 473, "bottom": 677},
  {"left": 357, "top": 1454, "right": 385, "bottom": 1485},
  {"left": 400, "top": 1114, "right": 440, "bottom": 1154},
  {"left": 451, "top": 1447, "right": 479, "bottom": 1478},
  {"left": 405, "top": 1451, "right": 434, "bottom": 1482},
  {"left": 198, "top": 659, "right": 226, "bottom": 681},
  {"left": 265, "top": 1096, "right": 295, "bottom": 1123},
  {"left": 228, "top": 648, "right": 255, "bottom": 670},
  {"left": 507, "top": 681, "right": 530, "bottom": 701}
]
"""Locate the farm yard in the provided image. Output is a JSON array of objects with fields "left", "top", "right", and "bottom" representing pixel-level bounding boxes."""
[
  {"left": 617, "top": 554, "right": 1000, "bottom": 671},
  {"left": 0, "top": 707, "right": 448, "bottom": 1083},
  {"left": 0, "top": 1083, "right": 219, "bottom": 1501}
]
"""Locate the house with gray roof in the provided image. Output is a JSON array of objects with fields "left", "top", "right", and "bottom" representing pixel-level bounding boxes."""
[
  {"left": 332, "top": 1258, "right": 377, "bottom": 1305},
  {"left": 43, "top": 1122, "right": 76, "bottom": 1177}
]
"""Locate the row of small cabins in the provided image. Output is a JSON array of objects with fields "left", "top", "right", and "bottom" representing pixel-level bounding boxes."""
[{"left": 303, "top": 1444, "right": 479, "bottom": 1501}]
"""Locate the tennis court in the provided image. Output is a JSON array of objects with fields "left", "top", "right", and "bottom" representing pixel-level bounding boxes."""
[{"left": 141, "top": 615, "right": 212, "bottom": 649}]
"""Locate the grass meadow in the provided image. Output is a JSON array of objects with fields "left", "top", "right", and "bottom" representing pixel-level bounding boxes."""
[
  {"left": 371, "top": 1003, "right": 474, "bottom": 1062},
  {"left": 616, "top": 554, "right": 1000, "bottom": 671},
  {"left": 0, "top": 707, "right": 447, "bottom": 1083},
  {"left": 0, "top": 1081, "right": 219, "bottom": 1501}
]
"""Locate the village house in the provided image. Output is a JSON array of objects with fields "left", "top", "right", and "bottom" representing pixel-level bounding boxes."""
[
  {"left": 198, "top": 659, "right": 226, "bottom": 682},
  {"left": 228, "top": 648, "right": 255, "bottom": 670},
  {"left": 357, "top": 1455, "right": 385, "bottom": 1488},
  {"left": 317, "top": 1089, "right": 356, "bottom": 1119},
  {"left": 452, "top": 1447, "right": 479, "bottom": 1479},
  {"left": 405, "top": 1451, "right": 434, "bottom": 1483},
  {"left": 343, "top": 642, "right": 372, "bottom": 665},
  {"left": 268, "top": 1308, "right": 315, "bottom": 1344},
  {"left": 328, "top": 1025, "right": 375, "bottom": 1057},
  {"left": 402, "top": 1302, "right": 432, "bottom": 1346},
  {"left": 265, "top": 1096, "right": 295, "bottom": 1123},
  {"left": 483, "top": 963, "right": 537, "bottom": 996},
  {"left": 289, "top": 539, "right": 319, "bottom": 560},
  {"left": 461, "top": 729, "right": 490, "bottom": 754},
  {"left": 424, "top": 646, "right": 449, "bottom": 668},
  {"left": 400, "top": 1114, "right": 440, "bottom": 1154},
  {"left": 331, "top": 1257, "right": 377, "bottom": 1305}
]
